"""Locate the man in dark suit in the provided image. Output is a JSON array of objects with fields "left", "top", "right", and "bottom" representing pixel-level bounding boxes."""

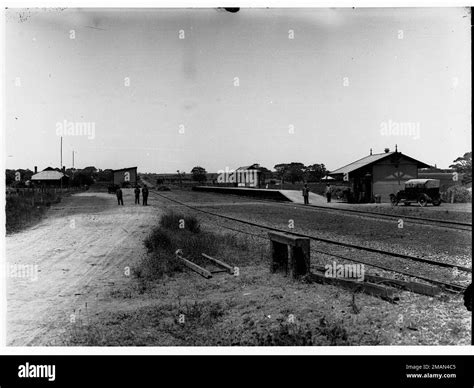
[
  {"left": 134, "top": 185, "right": 140, "bottom": 204},
  {"left": 142, "top": 185, "right": 149, "bottom": 206},
  {"left": 302, "top": 184, "right": 309, "bottom": 205},
  {"left": 325, "top": 184, "right": 332, "bottom": 203},
  {"left": 116, "top": 187, "right": 124, "bottom": 205}
]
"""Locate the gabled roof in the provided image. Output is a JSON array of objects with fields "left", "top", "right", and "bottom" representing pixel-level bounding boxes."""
[
  {"left": 236, "top": 163, "right": 260, "bottom": 171},
  {"left": 31, "top": 170, "right": 67, "bottom": 181},
  {"left": 113, "top": 167, "right": 137, "bottom": 173},
  {"left": 329, "top": 152, "right": 431, "bottom": 175}
]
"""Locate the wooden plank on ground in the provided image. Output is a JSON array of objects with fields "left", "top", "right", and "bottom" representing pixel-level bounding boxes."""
[
  {"left": 363, "top": 274, "right": 440, "bottom": 297},
  {"left": 312, "top": 265, "right": 440, "bottom": 297},
  {"left": 177, "top": 255, "right": 212, "bottom": 279},
  {"left": 202, "top": 253, "right": 234, "bottom": 274},
  {"left": 305, "top": 272, "right": 399, "bottom": 303}
]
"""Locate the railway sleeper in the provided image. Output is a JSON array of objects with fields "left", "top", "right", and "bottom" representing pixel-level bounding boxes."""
[
  {"left": 303, "top": 272, "right": 400, "bottom": 303},
  {"left": 311, "top": 265, "right": 441, "bottom": 297}
]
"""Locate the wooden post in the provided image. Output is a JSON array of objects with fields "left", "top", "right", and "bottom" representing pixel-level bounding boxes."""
[
  {"left": 288, "top": 241, "right": 310, "bottom": 279},
  {"left": 270, "top": 240, "right": 288, "bottom": 274},
  {"left": 268, "top": 232, "right": 311, "bottom": 279}
]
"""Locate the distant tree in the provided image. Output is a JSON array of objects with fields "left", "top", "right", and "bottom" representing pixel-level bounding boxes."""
[
  {"left": 258, "top": 166, "right": 273, "bottom": 181},
  {"left": 5, "top": 169, "right": 15, "bottom": 186},
  {"left": 305, "top": 163, "right": 327, "bottom": 182},
  {"left": 450, "top": 151, "right": 472, "bottom": 181},
  {"left": 4, "top": 169, "right": 34, "bottom": 187},
  {"left": 82, "top": 166, "right": 98, "bottom": 178},
  {"left": 71, "top": 171, "right": 94, "bottom": 187},
  {"left": 191, "top": 166, "right": 207, "bottom": 183},
  {"left": 284, "top": 162, "right": 306, "bottom": 183},
  {"left": 20, "top": 169, "right": 34, "bottom": 182},
  {"left": 274, "top": 163, "right": 289, "bottom": 183},
  {"left": 274, "top": 163, "right": 306, "bottom": 183},
  {"left": 96, "top": 169, "right": 114, "bottom": 182}
]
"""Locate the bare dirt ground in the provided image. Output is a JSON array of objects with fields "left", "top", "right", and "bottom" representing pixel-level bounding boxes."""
[{"left": 6, "top": 189, "right": 159, "bottom": 346}]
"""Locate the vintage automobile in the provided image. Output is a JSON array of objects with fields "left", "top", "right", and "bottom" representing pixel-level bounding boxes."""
[{"left": 390, "top": 179, "right": 442, "bottom": 207}]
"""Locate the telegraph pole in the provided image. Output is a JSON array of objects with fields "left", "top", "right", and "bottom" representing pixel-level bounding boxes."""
[
  {"left": 72, "top": 150, "right": 76, "bottom": 180},
  {"left": 60, "top": 137, "right": 63, "bottom": 191}
]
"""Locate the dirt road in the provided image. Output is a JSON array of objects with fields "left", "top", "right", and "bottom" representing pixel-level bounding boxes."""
[{"left": 6, "top": 189, "right": 159, "bottom": 346}]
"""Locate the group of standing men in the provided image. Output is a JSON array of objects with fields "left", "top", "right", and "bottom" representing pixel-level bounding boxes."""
[
  {"left": 116, "top": 184, "right": 149, "bottom": 206},
  {"left": 302, "top": 183, "right": 332, "bottom": 205}
]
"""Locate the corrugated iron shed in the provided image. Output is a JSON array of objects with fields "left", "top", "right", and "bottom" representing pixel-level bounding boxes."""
[{"left": 31, "top": 170, "right": 67, "bottom": 181}]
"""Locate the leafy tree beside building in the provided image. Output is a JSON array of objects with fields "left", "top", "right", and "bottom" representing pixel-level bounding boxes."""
[
  {"left": 450, "top": 151, "right": 472, "bottom": 182},
  {"left": 191, "top": 166, "right": 207, "bottom": 183}
]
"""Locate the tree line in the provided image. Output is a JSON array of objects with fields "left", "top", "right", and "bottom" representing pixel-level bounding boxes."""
[
  {"left": 189, "top": 163, "right": 328, "bottom": 184},
  {"left": 6, "top": 151, "right": 471, "bottom": 187},
  {"left": 190, "top": 152, "right": 471, "bottom": 184},
  {"left": 5, "top": 167, "right": 114, "bottom": 187}
]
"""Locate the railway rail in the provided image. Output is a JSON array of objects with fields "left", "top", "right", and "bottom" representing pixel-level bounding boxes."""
[
  {"left": 149, "top": 190, "right": 470, "bottom": 293},
  {"left": 190, "top": 189, "right": 472, "bottom": 232},
  {"left": 291, "top": 202, "right": 472, "bottom": 232}
]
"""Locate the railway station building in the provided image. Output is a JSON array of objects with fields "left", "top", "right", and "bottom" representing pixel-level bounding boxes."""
[
  {"left": 234, "top": 164, "right": 265, "bottom": 188},
  {"left": 328, "top": 147, "right": 431, "bottom": 203},
  {"left": 113, "top": 167, "right": 138, "bottom": 187},
  {"left": 30, "top": 167, "right": 69, "bottom": 187}
]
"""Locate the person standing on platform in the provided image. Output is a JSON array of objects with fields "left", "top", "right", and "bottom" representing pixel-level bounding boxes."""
[
  {"left": 326, "top": 184, "right": 332, "bottom": 203},
  {"left": 142, "top": 184, "right": 149, "bottom": 206},
  {"left": 134, "top": 185, "right": 140, "bottom": 205},
  {"left": 116, "top": 187, "right": 124, "bottom": 206},
  {"left": 302, "top": 184, "right": 310, "bottom": 205}
]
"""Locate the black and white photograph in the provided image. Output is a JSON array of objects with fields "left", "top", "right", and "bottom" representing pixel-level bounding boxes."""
[{"left": 2, "top": 6, "right": 472, "bottom": 350}]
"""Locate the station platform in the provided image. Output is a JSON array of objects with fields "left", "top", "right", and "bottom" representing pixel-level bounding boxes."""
[{"left": 192, "top": 186, "right": 327, "bottom": 204}]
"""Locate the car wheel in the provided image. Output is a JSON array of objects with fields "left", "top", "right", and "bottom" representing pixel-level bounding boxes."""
[
  {"left": 432, "top": 198, "right": 441, "bottom": 206},
  {"left": 418, "top": 196, "right": 427, "bottom": 207},
  {"left": 390, "top": 195, "right": 398, "bottom": 206}
]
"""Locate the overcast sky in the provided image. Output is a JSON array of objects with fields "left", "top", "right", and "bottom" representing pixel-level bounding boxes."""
[{"left": 5, "top": 7, "right": 471, "bottom": 173}]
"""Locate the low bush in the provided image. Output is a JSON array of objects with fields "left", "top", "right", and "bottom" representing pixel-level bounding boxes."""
[
  {"left": 6, "top": 192, "right": 60, "bottom": 233},
  {"left": 159, "top": 211, "right": 201, "bottom": 233},
  {"left": 140, "top": 211, "right": 219, "bottom": 280},
  {"left": 442, "top": 185, "right": 472, "bottom": 203}
]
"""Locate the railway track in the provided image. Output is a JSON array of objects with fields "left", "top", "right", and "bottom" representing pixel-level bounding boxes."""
[
  {"left": 149, "top": 190, "right": 470, "bottom": 293},
  {"left": 189, "top": 189, "right": 472, "bottom": 232},
  {"left": 291, "top": 202, "right": 472, "bottom": 232}
]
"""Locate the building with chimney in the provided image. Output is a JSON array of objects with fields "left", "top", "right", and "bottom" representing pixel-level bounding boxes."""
[
  {"left": 328, "top": 147, "right": 432, "bottom": 203},
  {"left": 30, "top": 166, "right": 69, "bottom": 187}
]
